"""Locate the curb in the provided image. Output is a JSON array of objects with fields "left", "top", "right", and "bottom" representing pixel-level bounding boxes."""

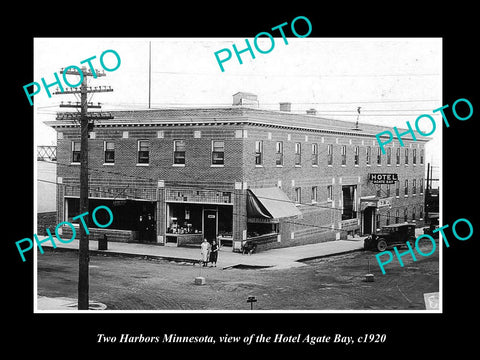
[{"left": 297, "top": 248, "right": 364, "bottom": 262}]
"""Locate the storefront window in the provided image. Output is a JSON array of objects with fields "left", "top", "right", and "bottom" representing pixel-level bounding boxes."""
[{"left": 167, "top": 203, "right": 202, "bottom": 234}]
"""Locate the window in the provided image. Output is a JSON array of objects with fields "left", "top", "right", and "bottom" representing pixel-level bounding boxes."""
[
  {"left": 420, "top": 178, "right": 424, "bottom": 194},
  {"left": 395, "top": 209, "right": 400, "bottom": 223},
  {"left": 386, "top": 211, "right": 391, "bottom": 225},
  {"left": 341, "top": 185, "right": 357, "bottom": 220},
  {"left": 294, "top": 187, "right": 301, "bottom": 204},
  {"left": 395, "top": 181, "right": 400, "bottom": 197},
  {"left": 354, "top": 146, "right": 359, "bottom": 165},
  {"left": 311, "top": 143, "right": 318, "bottom": 166},
  {"left": 255, "top": 141, "right": 263, "bottom": 165},
  {"left": 341, "top": 145, "right": 346, "bottom": 165},
  {"left": 212, "top": 140, "right": 224, "bottom": 165},
  {"left": 412, "top": 207, "right": 416, "bottom": 221},
  {"left": 413, "top": 179, "right": 417, "bottom": 195},
  {"left": 295, "top": 142, "right": 302, "bottom": 166},
  {"left": 377, "top": 147, "right": 382, "bottom": 165},
  {"left": 366, "top": 146, "right": 371, "bottom": 165},
  {"left": 137, "top": 140, "right": 150, "bottom": 164},
  {"left": 387, "top": 147, "right": 391, "bottom": 165},
  {"left": 173, "top": 140, "right": 186, "bottom": 165},
  {"left": 72, "top": 141, "right": 81, "bottom": 163},
  {"left": 413, "top": 149, "right": 417, "bottom": 165},
  {"left": 405, "top": 148, "right": 409, "bottom": 165},
  {"left": 386, "top": 184, "right": 391, "bottom": 197},
  {"left": 396, "top": 148, "right": 401, "bottom": 165},
  {"left": 327, "top": 144, "right": 333, "bottom": 165},
  {"left": 311, "top": 186, "right": 318, "bottom": 203},
  {"left": 404, "top": 179, "right": 408, "bottom": 196},
  {"left": 420, "top": 149, "right": 424, "bottom": 164},
  {"left": 404, "top": 208, "right": 408, "bottom": 222},
  {"left": 275, "top": 141, "right": 283, "bottom": 166},
  {"left": 104, "top": 141, "right": 115, "bottom": 164},
  {"left": 327, "top": 185, "right": 333, "bottom": 202}
]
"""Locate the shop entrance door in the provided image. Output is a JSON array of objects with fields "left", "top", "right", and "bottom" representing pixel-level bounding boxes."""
[
  {"left": 362, "top": 207, "right": 375, "bottom": 235},
  {"left": 203, "top": 209, "right": 217, "bottom": 242}
]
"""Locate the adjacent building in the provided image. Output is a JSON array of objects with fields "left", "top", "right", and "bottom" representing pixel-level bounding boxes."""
[{"left": 46, "top": 92, "right": 429, "bottom": 251}]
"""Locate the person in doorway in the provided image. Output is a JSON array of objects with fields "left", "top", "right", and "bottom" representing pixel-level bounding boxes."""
[
  {"left": 209, "top": 239, "right": 219, "bottom": 267},
  {"left": 200, "top": 238, "right": 211, "bottom": 267}
]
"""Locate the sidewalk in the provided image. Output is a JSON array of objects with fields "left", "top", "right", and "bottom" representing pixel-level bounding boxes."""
[{"left": 37, "top": 236, "right": 365, "bottom": 270}]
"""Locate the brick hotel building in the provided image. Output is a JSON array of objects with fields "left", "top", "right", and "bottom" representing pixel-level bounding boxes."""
[{"left": 46, "top": 92, "right": 429, "bottom": 252}]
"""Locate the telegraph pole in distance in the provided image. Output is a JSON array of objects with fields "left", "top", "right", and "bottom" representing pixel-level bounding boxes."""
[{"left": 55, "top": 66, "right": 113, "bottom": 310}]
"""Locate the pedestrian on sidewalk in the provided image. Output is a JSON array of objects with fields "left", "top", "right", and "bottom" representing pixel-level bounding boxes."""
[
  {"left": 200, "top": 238, "right": 211, "bottom": 267},
  {"left": 209, "top": 239, "right": 219, "bottom": 267}
]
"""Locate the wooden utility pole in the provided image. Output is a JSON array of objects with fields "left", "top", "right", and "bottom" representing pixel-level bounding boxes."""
[
  {"left": 78, "top": 72, "right": 90, "bottom": 310},
  {"left": 148, "top": 41, "right": 152, "bottom": 109},
  {"left": 55, "top": 67, "right": 112, "bottom": 310}
]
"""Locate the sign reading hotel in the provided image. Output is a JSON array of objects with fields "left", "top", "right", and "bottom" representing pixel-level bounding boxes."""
[{"left": 369, "top": 173, "right": 398, "bottom": 184}]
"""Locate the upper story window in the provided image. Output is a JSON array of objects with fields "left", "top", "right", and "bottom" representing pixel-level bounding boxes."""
[
  {"left": 354, "top": 146, "right": 359, "bottom": 165},
  {"left": 275, "top": 141, "right": 283, "bottom": 166},
  {"left": 294, "top": 187, "right": 301, "bottom": 204},
  {"left": 255, "top": 140, "right": 263, "bottom": 165},
  {"left": 327, "top": 144, "right": 333, "bottom": 165},
  {"left": 341, "top": 145, "right": 347, "bottom": 165},
  {"left": 294, "top": 142, "right": 302, "bottom": 166},
  {"left": 212, "top": 140, "right": 225, "bottom": 165},
  {"left": 327, "top": 185, "right": 333, "bottom": 202},
  {"left": 173, "top": 140, "right": 186, "bottom": 165},
  {"left": 311, "top": 143, "right": 318, "bottom": 166},
  {"left": 405, "top": 148, "right": 409, "bottom": 165},
  {"left": 72, "top": 141, "right": 81, "bottom": 163},
  {"left": 366, "top": 146, "right": 371, "bottom": 165},
  {"left": 137, "top": 140, "right": 150, "bottom": 164},
  {"left": 311, "top": 186, "right": 318, "bottom": 203},
  {"left": 413, "top": 148, "right": 417, "bottom": 165},
  {"left": 396, "top": 147, "right": 401, "bottom": 165},
  {"left": 386, "top": 147, "right": 391, "bottom": 165},
  {"left": 104, "top": 141, "right": 115, "bottom": 164},
  {"left": 420, "top": 149, "right": 424, "bottom": 164},
  {"left": 377, "top": 147, "right": 382, "bottom": 165}
]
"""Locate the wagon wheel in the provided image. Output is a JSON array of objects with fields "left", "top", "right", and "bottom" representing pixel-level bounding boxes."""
[{"left": 377, "top": 239, "right": 388, "bottom": 252}]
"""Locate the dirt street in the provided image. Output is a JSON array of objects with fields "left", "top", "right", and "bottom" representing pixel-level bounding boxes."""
[{"left": 37, "top": 244, "right": 439, "bottom": 311}]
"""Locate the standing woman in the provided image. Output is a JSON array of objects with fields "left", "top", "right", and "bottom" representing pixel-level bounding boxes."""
[
  {"left": 200, "top": 238, "right": 211, "bottom": 267},
  {"left": 209, "top": 239, "right": 219, "bottom": 267}
]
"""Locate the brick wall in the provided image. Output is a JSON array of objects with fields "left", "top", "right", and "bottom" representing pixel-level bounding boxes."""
[{"left": 53, "top": 115, "right": 427, "bottom": 249}]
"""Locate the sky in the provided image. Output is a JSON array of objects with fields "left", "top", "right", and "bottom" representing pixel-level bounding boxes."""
[{"left": 33, "top": 37, "right": 442, "bottom": 177}]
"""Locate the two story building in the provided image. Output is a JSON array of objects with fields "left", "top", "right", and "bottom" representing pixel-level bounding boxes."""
[{"left": 46, "top": 92, "right": 428, "bottom": 251}]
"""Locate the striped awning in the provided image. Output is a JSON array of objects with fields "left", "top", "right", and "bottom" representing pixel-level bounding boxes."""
[{"left": 247, "top": 187, "right": 302, "bottom": 220}]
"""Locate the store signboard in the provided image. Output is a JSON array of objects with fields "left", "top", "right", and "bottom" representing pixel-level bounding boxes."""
[{"left": 369, "top": 173, "right": 398, "bottom": 184}]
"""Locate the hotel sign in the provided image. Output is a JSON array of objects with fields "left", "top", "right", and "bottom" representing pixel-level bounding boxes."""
[{"left": 369, "top": 173, "right": 398, "bottom": 184}]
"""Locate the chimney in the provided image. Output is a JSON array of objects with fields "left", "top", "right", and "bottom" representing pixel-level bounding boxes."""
[
  {"left": 279, "top": 102, "right": 291, "bottom": 112},
  {"left": 306, "top": 108, "right": 317, "bottom": 115},
  {"left": 232, "top": 92, "right": 258, "bottom": 107}
]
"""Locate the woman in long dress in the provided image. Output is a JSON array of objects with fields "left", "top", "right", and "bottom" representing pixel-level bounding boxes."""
[{"left": 200, "top": 238, "right": 211, "bottom": 267}]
